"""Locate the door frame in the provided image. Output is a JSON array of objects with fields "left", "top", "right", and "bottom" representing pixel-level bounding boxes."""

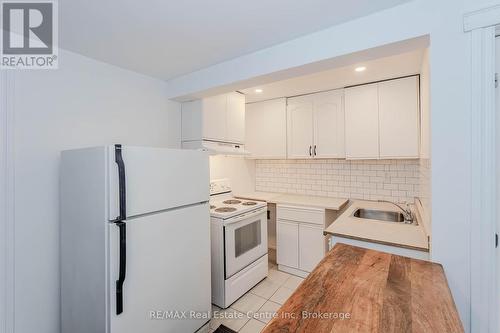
[
  {"left": 0, "top": 70, "right": 15, "bottom": 333},
  {"left": 464, "top": 5, "right": 499, "bottom": 333}
]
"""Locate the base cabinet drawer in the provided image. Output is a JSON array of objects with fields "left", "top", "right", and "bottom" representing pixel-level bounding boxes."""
[
  {"left": 277, "top": 205, "right": 325, "bottom": 225},
  {"left": 276, "top": 220, "right": 299, "bottom": 268}
]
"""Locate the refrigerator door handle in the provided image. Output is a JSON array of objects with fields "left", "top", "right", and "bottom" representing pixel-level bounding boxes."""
[
  {"left": 115, "top": 221, "right": 126, "bottom": 315},
  {"left": 115, "top": 144, "right": 126, "bottom": 221},
  {"left": 114, "top": 144, "right": 127, "bottom": 315}
]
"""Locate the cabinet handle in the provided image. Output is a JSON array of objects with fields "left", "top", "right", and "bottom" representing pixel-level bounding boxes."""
[
  {"left": 309, "top": 146, "right": 312, "bottom": 156},
  {"left": 314, "top": 145, "right": 317, "bottom": 156}
]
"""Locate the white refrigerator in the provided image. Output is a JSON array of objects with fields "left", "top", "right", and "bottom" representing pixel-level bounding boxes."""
[{"left": 60, "top": 145, "right": 211, "bottom": 333}]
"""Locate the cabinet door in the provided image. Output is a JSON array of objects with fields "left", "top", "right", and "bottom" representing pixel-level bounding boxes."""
[
  {"left": 246, "top": 98, "right": 287, "bottom": 159},
  {"left": 287, "top": 95, "right": 314, "bottom": 158},
  {"left": 298, "top": 224, "right": 325, "bottom": 272},
  {"left": 226, "top": 92, "right": 246, "bottom": 143},
  {"left": 202, "top": 94, "right": 227, "bottom": 141},
  {"left": 344, "top": 83, "right": 379, "bottom": 159},
  {"left": 276, "top": 220, "right": 299, "bottom": 269},
  {"left": 313, "top": 90, "right": 345, "bottom": 158},
  {"left": 378, "top": 76, "right": 419, "bottom": 158}
]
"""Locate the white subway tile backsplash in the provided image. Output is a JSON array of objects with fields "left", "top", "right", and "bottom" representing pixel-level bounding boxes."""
[{"left": 255, "top": 159, "right": 423, "bottom": 203}]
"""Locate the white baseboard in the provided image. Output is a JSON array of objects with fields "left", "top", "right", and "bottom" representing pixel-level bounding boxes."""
[{"left": 277, "top": 265, "right": 309, "bottom": 278}]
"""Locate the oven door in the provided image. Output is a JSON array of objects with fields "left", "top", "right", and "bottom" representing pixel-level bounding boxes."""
[{"left": 224, "top": 207, "right": 268, "bottom": 279}]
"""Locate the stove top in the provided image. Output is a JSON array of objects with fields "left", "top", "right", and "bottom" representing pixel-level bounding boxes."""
[
  {"left": 214, "top": 207, "right": 237, "bottom": 213},
  {"left": 223, "top": 199, "right": 242, "bottom": 205},
  {"left": 210, "top": 198, "right": 266, "bottom": 218},
  {"left": 209, "top": 178, "right": 267, "bottom": 219}
]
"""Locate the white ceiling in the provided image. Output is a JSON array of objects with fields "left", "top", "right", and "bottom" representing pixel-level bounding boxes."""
[
  {"left": 241, "top": 49, "right": 425, "bottom": 103},
  {"left": 60, "top": 0, "right": 411, "bottom": 80}
]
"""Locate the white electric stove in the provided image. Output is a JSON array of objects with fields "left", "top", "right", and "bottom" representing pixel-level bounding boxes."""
[{"left": 209, "top": 179, "right": 268, "bottom": 308}]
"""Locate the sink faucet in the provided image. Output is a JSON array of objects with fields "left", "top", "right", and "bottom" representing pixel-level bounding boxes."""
[{"left": 377, "top": 200, "right": 414, "bottom": 224}]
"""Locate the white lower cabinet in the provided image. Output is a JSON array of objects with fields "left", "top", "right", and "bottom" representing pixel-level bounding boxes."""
[
  {"left": 298, "top": 224, "right": 325, "bottom": 272},
  {"left": 276, "top": 205, "right": 326, "bottom": 277},
  {"left": 276, "top": 220, "right": 299, "bottom": 268}
]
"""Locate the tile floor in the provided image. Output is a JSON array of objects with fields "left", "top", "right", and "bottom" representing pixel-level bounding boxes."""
[{"left": 208, "top": 262, "right": 304, "bottom": 333}]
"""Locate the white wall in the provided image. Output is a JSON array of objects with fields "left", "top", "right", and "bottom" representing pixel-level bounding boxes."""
[
  {"left": 11, "top": 50, "right": 181, "bottom": 333},
  {"left": 420, "top": 48, "right": 431, "bottom": 160},
  {"left": 209, "top": 156, "right": 255, "bottom": 193},
  {"left": 164, "top": 0, "right": 495, "bottom": 330},
  {"left": 419, "top": 48, "right": 432, "bottom": 236}
]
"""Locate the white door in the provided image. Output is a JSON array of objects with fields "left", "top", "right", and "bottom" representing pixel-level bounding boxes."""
[
  {"left": 298, "top": 224, "right": 325, "bottom": 272},
  {"left": 224, "top": 208, "right": 268, "bottom": 278},
  {"left": 202, "top": 94, "right": 227, "bottom": 141},
  {"left": 246, "top": 98, "right": 287, "bottom": 159},
  {"left": 109, "top": 203, "right": 211, "bottom": 333},
  {"left": 226, "top": 92, "right": 245, "bottom": 143},
  {"left": 345, "top": 83, "right": 379, "bottom": 159},
  {"left": 496, "top": 36, "right": 500, "bottom": 332},
  {"left": 378, "top": 76, "right": 420, "bottom": 158},
  {"left": 287, "top": 95, "right": 314, "bottom": 158},
  {"left": 276, "top": 220, "right": 299, "bottom": 268},
  {"left": 313, "top": 90, "right": 345, "bottom": 158},
  {"left": 108, "top": 146, "right": 209, "bottom": 220}
]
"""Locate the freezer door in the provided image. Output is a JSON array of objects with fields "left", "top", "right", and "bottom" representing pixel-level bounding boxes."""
[
  {"left": 108, "top": 146, "right": 209, "bottom": 220},
  {"left": 108, "top": 203, "right": 211, "bottom": 333}
]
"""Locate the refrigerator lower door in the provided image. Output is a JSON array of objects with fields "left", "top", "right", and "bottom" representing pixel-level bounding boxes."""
[{"left": 108, "top": 203, "right": 211, "bottom": 333}]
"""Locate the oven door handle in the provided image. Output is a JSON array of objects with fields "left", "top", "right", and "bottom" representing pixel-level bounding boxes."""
[{"left": 224, "top": 207, "right": 266, "bottom": 225}]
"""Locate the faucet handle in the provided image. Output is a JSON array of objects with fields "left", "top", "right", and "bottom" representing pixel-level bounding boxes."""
[{"left": 404, "top": 202, "right": 415, "bottom": 222}]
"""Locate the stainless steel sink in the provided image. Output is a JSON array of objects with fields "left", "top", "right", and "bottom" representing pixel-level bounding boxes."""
[{"left": 352, "top": 208, "right": 406, "bottom": 223}]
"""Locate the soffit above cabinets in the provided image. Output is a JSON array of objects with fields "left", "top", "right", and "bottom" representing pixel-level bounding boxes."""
[
  {"left": 241, "top": 49, "right": 425, "bottom": 103},
  {"left": 60, "top": 0, "right": 411, "bottom": 80}
]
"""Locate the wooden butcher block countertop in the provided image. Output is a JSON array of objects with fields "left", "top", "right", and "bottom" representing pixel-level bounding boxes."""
[{"left": 262, "top": 244, "right": 463, "bottom": 333}]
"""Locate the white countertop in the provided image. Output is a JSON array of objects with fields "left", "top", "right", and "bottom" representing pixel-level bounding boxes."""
[
  {"left": 234, "top": 191, "right": 348, "bottom": 211},
  {"left": 324, "top": 200, "right": 429, "bottom": 251},
  {"left": 234, "top": 191, "right": 281, "bottom": 203}
]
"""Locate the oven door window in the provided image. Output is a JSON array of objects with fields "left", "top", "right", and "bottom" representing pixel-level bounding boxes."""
[
  {"left": 225, "top": 210, "right": 267, "bottom": 279},
  {"left": 234, "top": 219, "right": 261, "bottom": 257}
]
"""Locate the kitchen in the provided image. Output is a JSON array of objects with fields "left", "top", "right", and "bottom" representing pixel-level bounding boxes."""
[
  {"left": 190, "top": 45, "right": 435, "bottom": 332},
  {"left": 58, "top": 42, "right": 455, "bottom": 333},
  {"left": 2, "top": 1, "right": 498, "bottom": 333}
]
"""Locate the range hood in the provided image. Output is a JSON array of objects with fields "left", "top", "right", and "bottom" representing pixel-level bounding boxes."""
[{"left": 182, "top": 140, "right": 250, "bottom": 156}]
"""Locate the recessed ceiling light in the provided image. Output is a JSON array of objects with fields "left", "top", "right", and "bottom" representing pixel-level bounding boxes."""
[
  {"left": 355, "top": 66, "right": 366, "bottom": 72},
  {"left": 255, "top": 89, "right": 263, "bottom": 93}
]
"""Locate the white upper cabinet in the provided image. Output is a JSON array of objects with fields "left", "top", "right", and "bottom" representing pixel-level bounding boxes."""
[
  {"left": 345, "top": 83, "right": 379, "bottom": 159},
  {"left": 202, "top": 94, "right": 227, "bottom": 141},
  {"left": 287, "top": 95, "right": 314, "bottom": 158},
  {"left": 245, "top": 98, "right": 287, "bottom": 159},
  {"left": 313, "top": 90, "right": 345, "bottom": 158},
  {"left": 345, "top": 76, "right": 420, "bottom": 159},
  {"left": 226, "top": 92, "right": 246, "bottom": 143},
  {"left": 378, "top": 76, "right": 419, "bottom": 158},
  {"left": 181, "top": 92, "right": 245, "bottom": 144},
  {"left": 287, "top": 90, "right": 345, "bottom": 159}
]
